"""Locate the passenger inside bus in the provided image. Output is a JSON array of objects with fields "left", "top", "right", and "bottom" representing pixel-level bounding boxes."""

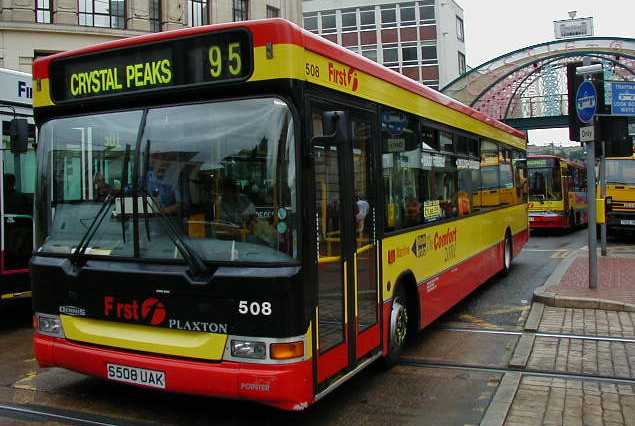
[{"left": 147, "top": 160, "right": 178, "bottom": 215}]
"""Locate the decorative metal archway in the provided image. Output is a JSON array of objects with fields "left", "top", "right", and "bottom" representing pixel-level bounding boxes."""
[{"left": 441, "top": 38, "right": 635, "bottom": 129}]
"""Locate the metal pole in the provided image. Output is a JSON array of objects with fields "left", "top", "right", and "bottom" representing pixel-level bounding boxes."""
[
  {"left": 586, "top": 132, "right": 598, "bottom": 289},
  {"left": 600, "top": 140, "right": 607, "bottom": 256}
]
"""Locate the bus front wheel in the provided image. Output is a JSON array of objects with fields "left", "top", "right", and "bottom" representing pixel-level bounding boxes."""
[{"left": 385, "top": 286, "right": 409, "bottom": 367}]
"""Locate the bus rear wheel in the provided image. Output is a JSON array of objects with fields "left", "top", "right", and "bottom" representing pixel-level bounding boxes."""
[
  {"left": 502, "top": 232, "right": 513, "bottom": 275},
  {"left": 384, "top": 286, "right": 409, "bottom": 367}
]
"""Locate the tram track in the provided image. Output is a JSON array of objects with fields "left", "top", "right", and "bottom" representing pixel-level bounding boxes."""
[
  {"left": 398, "top": 358, "right": 635, "bottom": 385},
  {"left": 0, "top": 402, "right": 146, "bottom": 426},
  {"left": 435, "top": 325, "right": 635, "bottom": 343}
]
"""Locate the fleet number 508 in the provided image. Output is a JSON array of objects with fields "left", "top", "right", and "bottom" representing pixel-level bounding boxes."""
[{"left": 238, "top": 301, "right": 272, "bottom": 316}]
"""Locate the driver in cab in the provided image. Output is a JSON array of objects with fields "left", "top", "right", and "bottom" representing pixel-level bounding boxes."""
[{"left": 219, "top": 178, "right": 256, "bottom": 228}]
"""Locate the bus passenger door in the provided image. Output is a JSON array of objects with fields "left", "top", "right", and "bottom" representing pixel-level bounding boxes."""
[{"left": 310, "top": 104, "right": 380, "bottom": 388}]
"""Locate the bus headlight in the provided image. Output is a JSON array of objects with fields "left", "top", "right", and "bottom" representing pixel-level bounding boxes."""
[
  {"left": 231, "top": 340, "right": 266, "bottom": 359},
  {"left": 35, "top": 313, "right": 64, "bottom": 338}
]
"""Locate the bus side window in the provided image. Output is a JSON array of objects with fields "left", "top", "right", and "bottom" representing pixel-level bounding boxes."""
[{"left": 480, "top": 140, "right": 500, "bottom": 209}]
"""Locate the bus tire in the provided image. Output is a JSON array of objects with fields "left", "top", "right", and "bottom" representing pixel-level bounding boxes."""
[
  {"left": 384, "top": 285, "right": 409, "bottom": 368},
  {"left": 502, "top": 231, "right": 513, "bottom": 275}
]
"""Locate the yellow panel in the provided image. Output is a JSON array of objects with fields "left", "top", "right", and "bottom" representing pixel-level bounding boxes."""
[
  {"left": 33, "top": 78, "right": 54, "bottom": 108},
  {"left": 61, "top": 315, "right": 227, "bottom": 361},
  {"left": 528, "top": 200, "right": 564, "bottom": 212},
  {"left": 250, "top": 44, "right": 526, "bottom": 150},
  {"left": 381, "top": 204, "right": 528, "bottom": 300}
]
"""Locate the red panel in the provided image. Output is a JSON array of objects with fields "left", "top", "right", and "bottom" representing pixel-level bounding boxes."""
[
  {"left": 33, "top": 19, "right": 526, "bottom": 140},
  {"left": 419, "top": 25, "right": 437, "bottom": 41},
  {"left": 419, "top": 241, "right": 504, "bottom": 327},
  {"left": 356, "top": 324, "right": 380, "bottom": 359},
  {"left": 400, "top": 27, "right": 418, "bottom": 42},
  {"left": 529, "top": 215, "right": 567, "bottom": 229},
  {"left": 360, "top": 31, "right": 377, "bottom": 45},
  {"left": 421, "top": 66, "right": 439, "bottom": 80},
  {"left": 382, "top": 301, "right": 392, "bottom": 357},
  {"left": 34, "top": 334, "right": 314, "bottom": 411},
  {"left": 317, "top": 343, "right": 348, "bottom": 383},
  {"left": 341, "top": 32, "right": 358, "bottom": 47},
  {"left": 381, "top": 29, "right": 398, "bottom": 43},
  {"left": 513, "top": 229, "right": 529, "bottom": 257},
  {"left": 402, "top": 67, "right": 420, "bottom": 81}
]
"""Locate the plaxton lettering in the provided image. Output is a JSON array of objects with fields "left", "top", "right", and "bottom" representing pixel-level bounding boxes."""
[
  {"left": 70, "top": 59, "right": 172, "bottom": 97},
  {"left": 168, "top": 319, "right": 228, "bottom": 334}
]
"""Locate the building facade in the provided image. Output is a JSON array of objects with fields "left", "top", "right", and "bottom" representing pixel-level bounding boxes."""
[
  {"left": 302, "top": 0, "right": 466, "bottom": 90},
  {"left": 0, "top": 0, "right": 302, "bottom": 73}
]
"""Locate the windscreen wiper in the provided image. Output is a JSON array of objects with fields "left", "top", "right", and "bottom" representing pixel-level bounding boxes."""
[
  {"left": 120, "top": 144, "right": 131, "bottom": 243},
  {"left": 141, "top": 189, "right": 210, "bottom": 282},
  {"left": 70, "top": 191, "right": 116, "bottom": 266}
]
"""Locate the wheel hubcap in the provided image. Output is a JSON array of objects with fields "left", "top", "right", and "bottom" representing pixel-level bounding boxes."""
[
  {"left": 505, "top": 240, "right": 511, "bottom": 269},
  {"left": 394, "top": 304, "right": 408, "bottom": 346}
]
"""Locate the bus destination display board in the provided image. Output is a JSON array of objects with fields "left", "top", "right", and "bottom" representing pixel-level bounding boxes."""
[
  {"left": 527, "top": 158, "right": 557, "bottom": 169},
  {"left": 50, "top": 29, "right": 252, "bottom": 102}
]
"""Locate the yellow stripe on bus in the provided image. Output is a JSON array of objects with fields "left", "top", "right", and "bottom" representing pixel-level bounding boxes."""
[
  {"left": 61, "top": 315, "right": 228, "bottom": 361},
  {"left": 250, "top": 44, "right": 526, "bottom": 150},
  {"left": 34, "top": 78, "right": 53, "bottom": 108}
]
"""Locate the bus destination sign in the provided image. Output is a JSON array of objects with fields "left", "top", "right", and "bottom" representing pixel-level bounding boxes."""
[{"left": 50, "top": 29, "right": 252, "bottom": 102}]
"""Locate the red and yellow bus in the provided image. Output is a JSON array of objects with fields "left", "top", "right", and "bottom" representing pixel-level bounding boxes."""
[
  {"left": 31, "top": 19, "right": 528, "bottom": 410},
  {"left": 527, "top": 155, "right": 588, "bottom": 230}
]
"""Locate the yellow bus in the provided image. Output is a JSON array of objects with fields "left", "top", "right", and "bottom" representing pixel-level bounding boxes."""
[
  {"left": 528, "top": 155, "right": 588, "bottom": 230},
  {"left": 31, "top": 19, "right": 528, "bottom": 410},
  {"left": 605, "top": 155, "right": 635, "bottom": 231}
]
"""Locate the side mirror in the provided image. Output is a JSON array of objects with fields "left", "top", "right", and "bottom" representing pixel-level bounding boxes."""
[
  {"left": 10, "top": 118, "right": 28, "bottom": 154},
  {"left": 311, "top": 111, "right": 349, "bottom": 146}
]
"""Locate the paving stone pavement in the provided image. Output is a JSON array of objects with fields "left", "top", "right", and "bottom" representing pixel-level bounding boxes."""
[
  {"left": 504, "top": 376, "right": 635, "bottom": 426},
  {"left": 525, "top": 337, "right": 635, "bottom": 379},
  {"left": 539, "top": 307, "right": 635, "bottom": 338}
]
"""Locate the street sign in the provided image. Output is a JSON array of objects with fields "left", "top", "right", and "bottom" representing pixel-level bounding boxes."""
[
  {"left": 576, "top": 80, "right": 597, "bottom": 124},
  {"left": 611, "top": 81, "right": 635, "bottom": 116},
  {"left": 554, "top": 17, "right": 594, "bottom": 39},
  {"left": 580, "top": 125, "right": 595, "bottom": 142}
]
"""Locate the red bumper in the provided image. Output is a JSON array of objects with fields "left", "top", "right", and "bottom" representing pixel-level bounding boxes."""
[
  {"left": 529, "top": 214, "right": 568, "bottom": 229},
  {"left": 34, "top": 334, "right": 314, "bottom": 411}
]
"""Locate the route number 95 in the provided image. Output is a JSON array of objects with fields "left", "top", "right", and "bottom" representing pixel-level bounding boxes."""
[
  {"left": 209, "top": 42, "right": 242, "bottom": 78},
  {"left": 238, "top": 301, "right": 272, "bottom": 316}
]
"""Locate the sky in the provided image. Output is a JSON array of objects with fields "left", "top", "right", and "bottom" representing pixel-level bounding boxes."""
[{"left": 459, "top": 0, "right": 635, "bottom": 146}]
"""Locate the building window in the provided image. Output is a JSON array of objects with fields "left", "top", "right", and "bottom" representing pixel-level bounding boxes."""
[
  {"left": 321, "top": 10, "right": 336, "bottom": 33},
  {"left": 401, "top": 43, "right": 418, "bottom": 65},
  {"left": 361, "top": 45, "right": 377, "bottom": 62},
  {"left": 187, "top": 0, "right": 209, "bottom": 26},
  {"left": 458, "top": 51, "right": 466, "bottom": 75},
  {"left": 341, "top": 8, "right": 357, "bottom": 32},
  {"left": 149, "top": 0, "right": 161, "bottom": 32},
  {"left": 382, "top": 44, "right": 398, "bottom": 66},
  {"left": 359, "top": 6, "right": 375, "bottom": 30},
  {"left": 36, "top": 0, "right": 51, "bottom": 23},
  {"left": 421, "top": 45, "right": 437, "bottom": 63},
  {"left": 419, "top": 3, "right": 435, "bottom": 23},
  {"left": 380, "top": 5, "right": 396, "bottom": 28},
  {"left": 233, "top": 0, "right": 248, "bottom": 22},
  {"left": 78, "top": 0, "right": 126, "bottom": 29},
  {"left": 456, "top": 16, "right": 464, "bottom": 41},
  {"left": 266, "top": 5, "right": 279, "bottom": 18},
  {"left": 399, "top": 3, "right": 416, "bottom": 26},
  {"left": 304, "top": 13, "right": 318, "bottom": 31}
]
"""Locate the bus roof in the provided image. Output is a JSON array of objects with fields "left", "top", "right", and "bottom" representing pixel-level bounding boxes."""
[{"left": 33, "top": 19, "right": 526, "bottom": 142}]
